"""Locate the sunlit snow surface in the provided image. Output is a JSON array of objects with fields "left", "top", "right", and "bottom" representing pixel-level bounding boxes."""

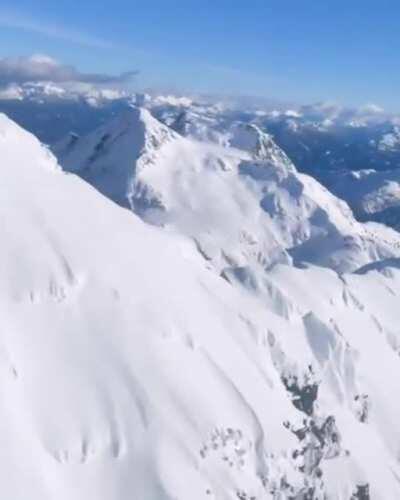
[{"left": 2, "top": 112, "right": 400, "bottom": 499}]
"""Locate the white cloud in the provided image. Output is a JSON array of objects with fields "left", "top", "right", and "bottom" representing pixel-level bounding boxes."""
[
  {"left": 358, "top": 103, "right": 385, "bottom": 115},
  {"left": 0, "top": 54, "right": 138, "bottom": 86},
  {"left": 0, "top": 84, "right": 23, "bottom": 100}
]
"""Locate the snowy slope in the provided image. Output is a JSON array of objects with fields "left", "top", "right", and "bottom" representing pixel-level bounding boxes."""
[
  {"left": 1, "top": 113, "right": 302, "bottom": 499},
  {"left": 3, "top": 112, "right": 400, "bottom": 499},
  {"left": 55, "top": 106, "right": 400, "bottom": 274}
]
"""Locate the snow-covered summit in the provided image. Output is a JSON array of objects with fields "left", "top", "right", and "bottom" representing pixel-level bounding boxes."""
[
  {"left": 55, "top": 106, "right": 176, "bottom": 166},
  {"left": 55, "top": 108, "right": 400, "bottom": 274},
  {"left": 229, "top": 122, "right": 293, "bottom": 167},
  {"left": 54, "top": 106, "right": 177, "bottom": 208}
]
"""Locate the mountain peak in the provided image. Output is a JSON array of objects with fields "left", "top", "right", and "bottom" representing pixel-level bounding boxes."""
[
  {"left": 54, "top": 106, "right": 177, "bottom": 164},
  {"left": 229, "top": 122, "right": 294, "bottom": 167},
  {"left": 92, "top": 105, "right": 178, "bottom": 153},
  {"left": 54, "top": 107, "right": 179, "bottom": 208},
  {"left": 111, "top": 105, "right": 168, "bottom": 133}
]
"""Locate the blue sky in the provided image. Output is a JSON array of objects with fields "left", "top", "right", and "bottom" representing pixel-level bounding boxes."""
[{"left": 0, "top": 0, "right": 399, "bottom": 108}]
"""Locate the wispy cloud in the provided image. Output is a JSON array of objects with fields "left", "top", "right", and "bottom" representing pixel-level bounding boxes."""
[
  {"left": 0, "top": 54, "right": 138, "bottom": 86},
  {"left": 0, "top": 9, "right": 113, "bottom": 49}
]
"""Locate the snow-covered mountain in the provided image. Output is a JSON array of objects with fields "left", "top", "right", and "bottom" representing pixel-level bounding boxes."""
[
  {"left": 3, "top": 107, "right": 400, "bottom": 498},
  {"left": 149, "top": 97, "right": 400, "bottom": 233},
  {"left": 54, "top": 106, "right": 400, "bottom": 275}
]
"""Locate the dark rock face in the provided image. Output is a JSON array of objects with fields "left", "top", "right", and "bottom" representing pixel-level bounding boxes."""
[
  {"left": 277, "top": 360, "right": 351, "bottom": 499},
  {"left": 236, "top": 491, "right": 256, "bottom": 500},
  {"left": 354, "top": 394, "right": 369, "bottom": 423},
  {"left": 351, "top": 484, "right": 370, "bottom": 500},
  {"left": 282, "top": 366, "right": 319, "bottom": 416},
  {"left": 286, "top": 414, "right": 342, "bottom": 471}
]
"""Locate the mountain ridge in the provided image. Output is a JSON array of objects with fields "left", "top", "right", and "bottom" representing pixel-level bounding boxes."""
[{"left": 55, "top": 106, "right": 400, "bottom": 275}]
